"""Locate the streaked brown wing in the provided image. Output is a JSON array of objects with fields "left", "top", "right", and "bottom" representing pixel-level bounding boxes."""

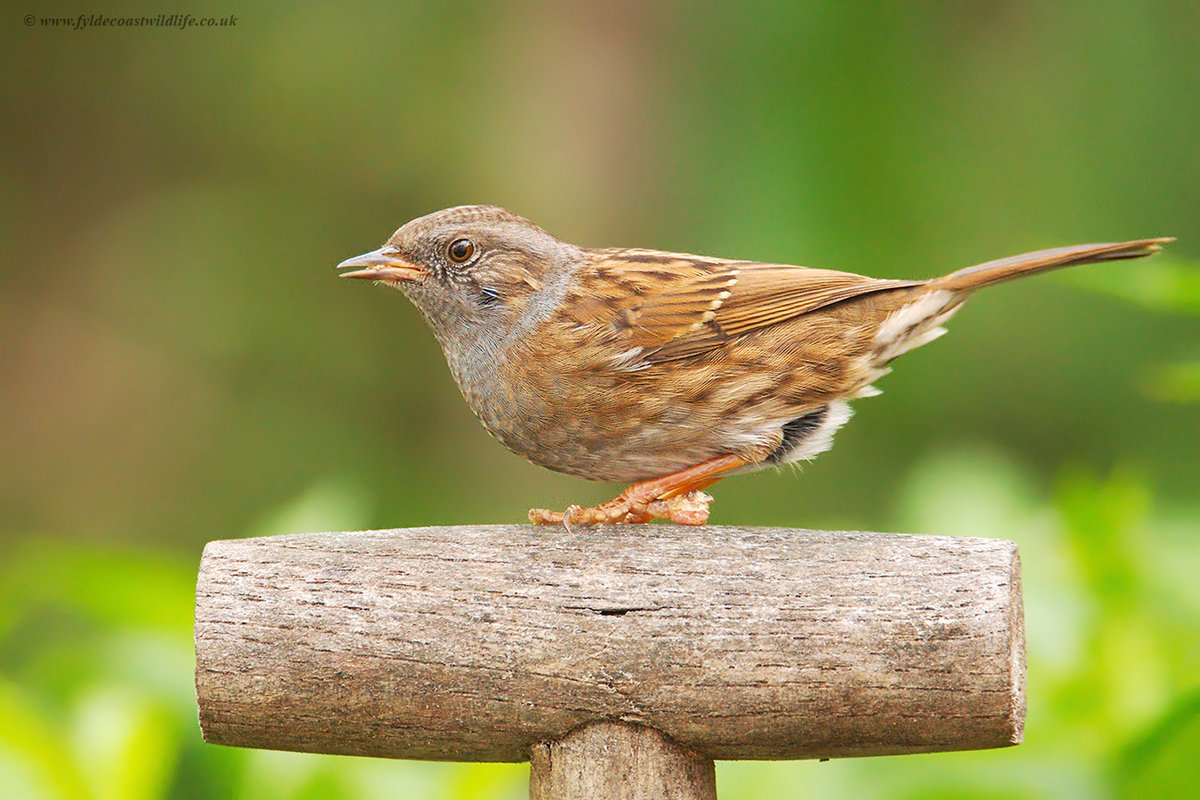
[{"left": 568, "top": 251, "right": 921, "bottom": 363}]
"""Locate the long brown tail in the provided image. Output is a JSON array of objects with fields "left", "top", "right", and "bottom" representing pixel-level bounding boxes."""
[{"left": 931, "top": 237, "right": 1173, "bottom": 293}]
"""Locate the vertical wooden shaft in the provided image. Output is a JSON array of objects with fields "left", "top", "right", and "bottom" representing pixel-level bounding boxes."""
[{"left": 530, "top": 722, "right": 716, "bottom": 800}]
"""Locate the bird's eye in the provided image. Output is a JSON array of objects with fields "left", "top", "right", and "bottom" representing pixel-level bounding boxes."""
[{"left": 448, "top": 238, "right": 475, "bottom": 263}]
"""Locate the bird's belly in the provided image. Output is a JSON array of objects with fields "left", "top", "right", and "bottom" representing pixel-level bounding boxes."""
[
  {"left": 468, "top": 384, "right": 732, "bottom": 482},
  {"left": 458, "top": 359, "right": 790, "bottom": 483}
]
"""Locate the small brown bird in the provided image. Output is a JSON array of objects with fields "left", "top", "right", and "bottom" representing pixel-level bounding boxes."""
[{"left": 339, "top": 205, "right": 1171, "bottom": 525}]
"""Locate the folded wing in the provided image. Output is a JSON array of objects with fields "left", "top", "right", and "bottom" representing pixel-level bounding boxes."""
[{"left": 567, "top": 251, "right": 920, "bottom": 364}]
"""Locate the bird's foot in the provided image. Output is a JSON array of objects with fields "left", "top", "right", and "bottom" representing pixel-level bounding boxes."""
[
  {"left": 529, "top": 490, "right": 714, "bottom": 526},
  {"left": 528, "top": 454, "right": 743, "bottom": 528}
]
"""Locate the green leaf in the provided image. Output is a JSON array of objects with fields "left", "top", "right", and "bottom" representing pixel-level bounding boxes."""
[
  {"left": 0, "top": 678, "right": 89, "bottom": 800},
  {"left": 71, "top": 687, "right": 179, "bottom": 800},
  {"left": 1143, "top": 361, "right": 1200, "bottom": 404},
  {"left": 1118, "top": 692, "right": 1200, "bottom": 799}
]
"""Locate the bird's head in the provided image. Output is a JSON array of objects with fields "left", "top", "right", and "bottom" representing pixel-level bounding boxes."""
[{"left": 338, "top": 205, "right": 579, "bottom": 354}]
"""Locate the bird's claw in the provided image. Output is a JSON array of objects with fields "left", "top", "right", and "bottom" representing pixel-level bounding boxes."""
[{"left": 528, "top": 490, "right": 714, "bottom": 527}]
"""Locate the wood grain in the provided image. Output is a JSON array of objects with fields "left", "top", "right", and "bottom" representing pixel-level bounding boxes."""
[{"left": 194, "top": 525, "right": 1024, "bottom": 761}]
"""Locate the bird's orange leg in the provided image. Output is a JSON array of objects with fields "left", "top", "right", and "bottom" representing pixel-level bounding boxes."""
[{"left": 529, "top": 454, "right": 746, "bottom": 526}]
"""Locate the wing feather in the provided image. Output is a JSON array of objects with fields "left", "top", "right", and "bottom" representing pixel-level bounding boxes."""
[{"left": 569, "top": 252, "right": 920, "bottom": 365}]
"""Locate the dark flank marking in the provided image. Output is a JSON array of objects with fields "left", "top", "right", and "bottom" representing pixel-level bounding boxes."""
[{"left": 766, "top": 407, "right": 829, "bottom": 464}]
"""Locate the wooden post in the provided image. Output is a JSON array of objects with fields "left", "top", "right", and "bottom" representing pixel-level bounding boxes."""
[
  {"left": 530, "top": 722, "right": 716, "bottom": 800},
  {"left": 194, "top": 525, "right": 1024, "bottom": 798}
]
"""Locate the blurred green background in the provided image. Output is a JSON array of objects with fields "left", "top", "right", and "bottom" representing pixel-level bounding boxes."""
[{"left": 2, "top": 1, "right": 1199, "bottom": 798}]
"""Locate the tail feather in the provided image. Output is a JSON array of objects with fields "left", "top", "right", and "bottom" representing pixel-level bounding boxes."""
[{"left": 931, "top": 237, "right": 1173, "bottom": 293}]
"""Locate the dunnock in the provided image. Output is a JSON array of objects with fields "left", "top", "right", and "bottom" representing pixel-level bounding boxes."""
[{"left": 339, "top": 205, "right": 1171, "bottom": 525}]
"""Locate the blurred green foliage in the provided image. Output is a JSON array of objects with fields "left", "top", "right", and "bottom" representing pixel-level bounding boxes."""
[{"left": 1, "top": 1, "right": 1197, "bottom": 798}]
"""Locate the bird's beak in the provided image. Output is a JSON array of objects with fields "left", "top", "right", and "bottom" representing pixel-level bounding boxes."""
[{"left": 336, "top": 246, "right": 428, "bottom": 283}]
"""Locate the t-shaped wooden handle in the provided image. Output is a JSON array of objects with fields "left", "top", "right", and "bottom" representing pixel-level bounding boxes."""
[{"left": 194, "top": 525, "right": 1024, "bottom": 798}]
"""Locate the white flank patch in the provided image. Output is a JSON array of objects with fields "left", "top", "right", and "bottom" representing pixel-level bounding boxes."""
[{"left": 872, "top": 289, "right": 961, "bottom": 363}]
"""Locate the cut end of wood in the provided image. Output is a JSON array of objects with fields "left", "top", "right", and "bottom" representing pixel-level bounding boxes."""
[
  {"left": 1007, "top": 546, "right": 1027, "bottom": 745},
  {"left": 194, "top": 539, "right": 222, "bottom": 747}
]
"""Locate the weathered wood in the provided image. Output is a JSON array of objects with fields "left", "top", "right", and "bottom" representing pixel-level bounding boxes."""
[
  {"left": 194, "top": 525, "right": 1024, "bottom": 762},
  {"left": 530, "top": 722, "right": 715, "bottom": 800}
]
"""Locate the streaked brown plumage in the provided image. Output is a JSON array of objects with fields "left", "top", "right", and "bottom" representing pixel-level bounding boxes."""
[{"left": 338, "top": 205, "right": 1172, "bottom": 525}]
